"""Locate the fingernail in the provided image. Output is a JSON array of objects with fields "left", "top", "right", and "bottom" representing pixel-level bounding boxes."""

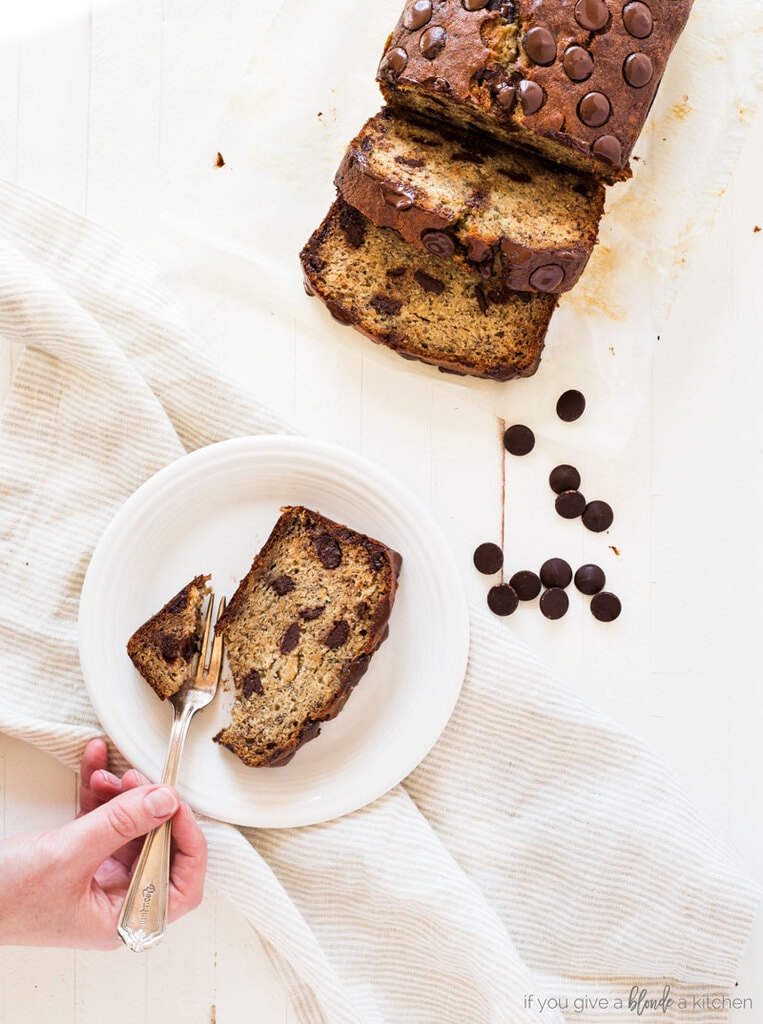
[
  {"left": 145, "top": 786, "right": 179, "bottom": 818},
  {"left": 96, "top": 770, "right": 121, "bottom": 787}
]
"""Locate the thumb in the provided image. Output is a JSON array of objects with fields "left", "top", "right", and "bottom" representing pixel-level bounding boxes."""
[{"left": 68, "top": 785, "right": 180, "bottom": 867}]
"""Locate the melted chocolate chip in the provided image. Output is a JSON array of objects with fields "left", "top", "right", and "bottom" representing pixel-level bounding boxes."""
[
  {"left": 422, "top": 230, "right": 456, "bottom": 257},
  {"left": 495, "top": 84, "right": 516, "bottom": 110},
  {"left": 379, "top": 46, "right": 408, "bottom": 79},
  {"left": 325, "top": 619, "right": 350, "bottom": 650},
  {"left": 574, "top": 0, "right": 609, "bottom": 31},
  {"left": 509, "top": 569, "right": 541, "bottom": 600},
  {"left": 624, "top": 52, "right": 654, "bottom": 87},
  {"left": 524, "top": 26, "right": 556, "bottom": 66},
  {"left": 591, "top": 134, "right": 622, "bottom": 165},
  {"left": 556, "top": 389, "right": 586, "bottom": 421},
  {"left": 473, "top": 542, "right": 504, "bottom": 575},
  {"left": 475, "top": 284, "right": 489, "bottom": 314},
  {"left": 503, "top": 423, "right": 535, "bottom": 456},
  {"left": 555, "top": 489, "right": 587, "bottom": 519},
  {"left": 487, "top": 583, "right": 518, "bottom": 616},
  {"left": 574, "top": 563, "right": 606, "bottom": 595},
  {"left": 404, "top": 0, "right": 432, "bottom": 30},
  {"left": 623, "top": 1, "right": 653, "bottom": 38},
  {"left": 529, "top": 263, "right": 564, "bottom": 291},
  {"left": 462, "top": 0, "right": 490, "bottom": 8},
  {"left": 315, "top": 532, "right": 342, "bottom": 568},
  {"left": 299, "top": 606, "right": 325, "bottom": 621},
  {"left": 582, "top": 499, "right": 614, "bottom": 532},
  {"left": 280, "top": 622, "right": 301, "bottom": 655},
  {"left": 370, "top": 294, "right": 403, "bottom": 316},
  {"left": 539, "top": 557, "right": 572, "bottom": 589},
  {"left": 242, "top": 669, "right": 263, "bottom": 698},
  {"left": 338, "top": 203, "right": 366, "bottom": 248},
  {"left": 591, "top": 591, "right": 622, "bottom": 621},
  {"left": 420, "top": 25, "right": 448, "bottom": 59},
  {"left": 414, "top": 269, "right": 446, "bottom": 294},
  {"left": 381, "top": 183, "right": 415, "bottom": 210},
  {"left": 160, "top": 635, "right": 182, "bottom": 661},
  {"left": 356, "top": 601, "right": 369, "bottom": 618},
  {"left": 271, "top": 574, "right": 295, "bottom": 596},
  {"left": 563, "top": 45, "right": 594, "bottom": 82},
  {"left": 518, "top": 80, "right": 545, "bottom": 116},
  {"left": 578, "top": 91, "right": 611, "bottom": 128},
  {"left": 540, "top": 587, "right": 569, "bottom": 619},
  {"left": 549, "top": 464, "right": 581, "bottom": 493}
]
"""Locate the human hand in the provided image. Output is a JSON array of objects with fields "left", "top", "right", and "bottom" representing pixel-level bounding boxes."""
[{"left": 0, "top": 738, "right": 207, "bottom": 949}]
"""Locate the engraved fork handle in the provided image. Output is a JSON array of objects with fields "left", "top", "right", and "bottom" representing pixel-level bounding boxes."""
[{"left": 116, "top": 700, "right": 197, "bottom": 953}]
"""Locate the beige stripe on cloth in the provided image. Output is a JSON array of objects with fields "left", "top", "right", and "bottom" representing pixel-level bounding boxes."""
[{"left": 0, "top": 178, "right": 757, "bottom": 1024}]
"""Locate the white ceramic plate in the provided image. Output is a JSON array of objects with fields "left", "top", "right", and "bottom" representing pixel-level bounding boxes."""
[{"left": 79, "top": 435, "right": 469, "bottom": 827}]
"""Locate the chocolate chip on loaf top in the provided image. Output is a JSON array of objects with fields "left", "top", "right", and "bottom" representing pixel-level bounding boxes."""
[
  {"left": 377, "top": 0, "right": 694, "bottom": 182},
  {"left": 214, "top": 505, "right": 401, "bottom": 768}
]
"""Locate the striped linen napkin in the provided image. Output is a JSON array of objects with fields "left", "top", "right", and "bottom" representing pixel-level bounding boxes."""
[{"left": 0, "top": 177, "right": 758, "bottom": 1024}]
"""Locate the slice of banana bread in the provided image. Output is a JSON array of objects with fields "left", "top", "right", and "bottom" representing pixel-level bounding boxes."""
[
  {"left": 300, "top": 196, "right": 557, "bottom": 381},
  {"left": 126, "top": 574, "right": 210, "bottom": 700},
  {"left": 335, "top": 106, "right": 605, "bottom": 293},
  {"left": 214, "top": 506, "right": 401, "bottom": 768}
]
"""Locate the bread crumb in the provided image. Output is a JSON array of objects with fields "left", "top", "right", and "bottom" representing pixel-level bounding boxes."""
[{"left": 214, "top": 152, "right": 225, "bottom": 168}]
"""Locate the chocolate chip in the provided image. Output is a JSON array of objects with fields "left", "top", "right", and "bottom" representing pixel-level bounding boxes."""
[
  {"left": 623, "top": 1, "right": 653, "bottom": 38},
  {"left": 549, "top": 464, "right": 581, "bottom": 494},
  {"left": 475, "top": 284, "right": 489, "bottom": 314},
  {"left": 379, "top": 46, "right": 408, "bottom": 79},
  {"left": 338, "top": 203, "right": 366, "bottom": 248},
  {"left": 591, "top": 591, "right": 622, "bottom": 621},
  {"left": 574, "top": 563, "right": 606, "bottom": 595},
  {"left": 556, "top": 389, "right": 586, "bottom": 421},
  {"left": 578, "top": 91, "right": 611, "bottom": 128},
  {"left": 574, "top": 0, "right": 609, "bottom": 30},
  {"left": 509, "top": 569, "right": 541, "bottom": 600},
  {"left": 414, "top": 269, "right": 446, "bottom": 294},
  {"left": 280, "top": 622, "right": 301, "bottom": 655},
  {"left": 387, "top": 266, "right": 406, "bottom": 277},
  {"left": 555, "top": 489, "right": 587, "bottom": 519},
  {"left": 623, "top": 52, "right": 653, "bottom": 87},
  {"left": 299, "top": 606, "right": 325, "bottom": 621},
  {"left": 271, "top": 574, "right": 295, "bottom": 596},
  {"left": 529, "top": 263, "right": 564, "bottom": 291},
  {"left": 325, "top": 619, "right": 350, "bottom": 649},
  {"left": 356, "top": 601, "right": 369, "bottom": 618},
  {"left": 563, "top": 45, "right": 594, "bottom": 82},
  {"left": 540, "top": 587, "right": 569, "bottom": 619},
  {"left": 462, "top": 0, "right": 490, "bottom": 8},
  {"left": 582, "top": 500, "right": 614, "bottom": 532},
  {"left": 495, "top": 84, "right": 516, "bottom": 110},
  {"left": 518, "top": 80, "right": 545, "bottom": 116},
  {"left": 524, "top": 26, "right": 556, "bottom": 66},
  {"left": 420, "top": 25, "right": 448, "bottom": 59},
  {"left": 487, "top": 583, "right": 519, "bottom": 616},
  {"left": 404, "top": 0, "right": 432, "bottom": 30},
  {"left": 503, "top": 423, "right": 535, "bottom": 455},
  {"left": 242, "top": 669, "right": 263, "bottom": 698},
  {"left": 381, "top": 183, "right": 415, "bottom": 210},
  {"left": 591, "top": 134, "right": 623, "bottom": 165},
  {"left": 473, "top": 542, "right": 504, "bottom": 574},
  {"left": 315, "top": 532, "right": 342, "bottom": 568},
  {"left": 160, "top": 635, "right": 182, "bottom": 661},
  {"left": 422, "top": 230, "right": 456, "bottom": 257},
  {"left": 539, "top": 557, "right": 572, "bottom": 589},
  {"left": 370, "top": 294, "right": 403, "bottom": 316}
]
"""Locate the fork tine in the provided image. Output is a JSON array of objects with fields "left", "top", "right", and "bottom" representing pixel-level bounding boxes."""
[
  {"left": 197, "top": 593, "right": 215, "bottom": 673},
  {"left": 204, "top": 596, "right": 226, "bottom": 679}
]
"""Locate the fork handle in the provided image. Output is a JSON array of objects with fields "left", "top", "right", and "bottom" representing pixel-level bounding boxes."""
[{"left": 117, "top": 702, "right": 195, "bottom": 952}]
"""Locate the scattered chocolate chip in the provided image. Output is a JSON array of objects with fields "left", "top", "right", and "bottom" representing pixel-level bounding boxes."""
[
  {"left": 325, "top": 619, "right": 350, "bottom": 649},
  {"left": 487, "top": 583, "right": 519, "bottom": 616},
  {"left": 379, "top": 46, "right": 408, "bottom": 78},
  {"left": 574, "top": 563, "right": 606, "bottom": 595},
  {"left": 524, "top": 26, "right": 556, "bottom": 66},
  {"left": 495, "top": 84, "right": 516, "bottom": 110},
  {"left": 462, "top": 0, "right": 490, "bottom": 8},
  {"left": 529, "top": 263, "right": 564, "bottom": 291},
  {"left": 475, "top": 284, "right": 490, "bottom": 314},
  {"left": 518, "top": 80, "right": 545, "bottom": 116},
  {"left": 381, "top": 183, "right": 415, "bottom": 210},
  {"left": 574, "top": 0, "right": 609, "bottom": 30},
  {"left": 160, "top": 635, "right": 182, "bottom": 661},
  {"left": 503, "top": 423, "right": 535, "bottom": 456},
  {"left": 549, "top": 464, "right": 581, "bottom": 494},
  {"left": 563, "top": 45, "right": 594, "bottom": 82},
  {"left": 582, "top": 499, "right": 614, "bottom": 532},
  {"left": 422, "top": 230, "right": 456, "bottom": 256},
  {"left": 271, "top": 574, "right": 295, "bottom": 596},
  {"left": 622, "top": 1, "right": 653, "bottom": 38},
  {"left": 420, "top": 25, "right": 448, "bottom": 59},
  {"left": 578, "top": 91, "right": 611, "bottom": 128},
  {"left": 556, "top": 389, "right": 586, "bottom": 421},
  {"left": 509, "top": 569, "right": 541, "bottom": 600},
  {"left": 539, "top": 557, "right": 572, "bottom": 589},
  {"left": 387, "top": 266, "right": 407, "bottom": 277},
  {"left": 299, "top": 606, "right": 325, "bottom": 621},
  {"left": 280, "top": 622, "right": 301, "bottom": 655},
  {"left": 540, "top": 587, "right": 569, "bottom": 619},
  {"left": 414, "top": 269, "right": 446, "bottom": 294},
  {"left": 242, "top": 669, "right": 264, "bottom": 698},
  {"left": 370, "top": 294, "right": 403, "bottom": 316},
  {"left": 592, "top": 134, "right": 622, "bottom": 165},
  {"left": 315, "top": 532, "right": 342, "bottom": 568},
  {"left": 215, "top": 152, "right": 225, "bottom": 168},
  {"left": 404, "top": 0, "right": 433, "bottom": 30},
  {"left": 555, "top": 489, "right": 587, "bottom": 519},
  {"left": 473, "top": 541, "right": 504, "bottom": 574},
  {"left": 356, "top": 601, "right": 369, "bottom": 618},
  {"left": 591, "top": 591, "right": 622, "bottom": 621},
  {"left": 338, "top": 203, "right": 366, "bottom": 248},
  {"left": 623, "top": 52, "right": 654, "bottom": 87}
]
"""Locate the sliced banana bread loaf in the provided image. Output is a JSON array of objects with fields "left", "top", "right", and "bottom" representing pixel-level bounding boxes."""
[
  {"left": 214, "top": 506, "right": 401, "bottom": 768},
  {"left": 126, "top": 574, "right": 210, "bottom": 700},
  {"left": 335, "top": 106, "right": 605, "bottom": 293},
  {"left": 300, "top": 197, "right": 556, "bottom": 381}
]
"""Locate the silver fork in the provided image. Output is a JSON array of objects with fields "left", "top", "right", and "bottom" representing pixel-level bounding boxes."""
[{"left": 117, "top": 593, "right": 226, "bottom": 953}]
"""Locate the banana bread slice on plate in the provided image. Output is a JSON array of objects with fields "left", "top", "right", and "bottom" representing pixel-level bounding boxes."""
[
  {"left": 335, "top": 107, "right": 605, "bottom": 293},
  {"left": 300, "top": 197, "right": 557, "bottom": 381},
  {"left": 126, "top": 574, "right": 210, "bottom": 700},
  {"left": 214, "top": 505, "right": 401, "bottom": 768}
]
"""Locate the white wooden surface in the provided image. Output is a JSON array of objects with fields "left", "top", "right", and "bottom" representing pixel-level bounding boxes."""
[{"left": 0, "top": 1, "right": 761, "bottom": 1021}]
